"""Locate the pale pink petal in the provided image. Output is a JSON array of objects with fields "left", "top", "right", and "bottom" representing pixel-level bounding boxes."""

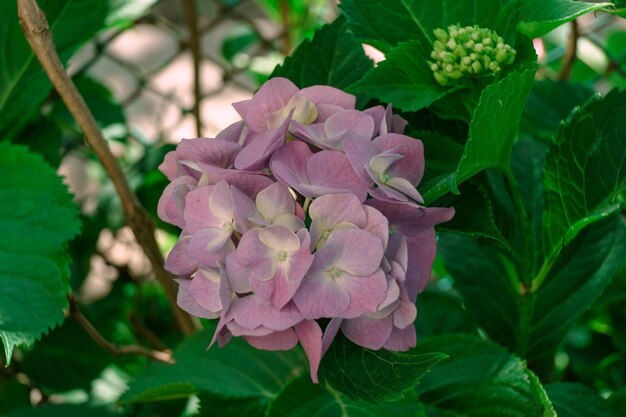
[
  {"left": 339, "top": 269, "right": 387, "bottom": 318},
  {"left": 256, "top": 183, "right": 295, "bottom": 222},
  {"left": 299, "top": 85, "right": 356, "bottom": 109},
  {"left": 183, "top": 186, "right": 222, "bottom": 233},
  {"left": 187, "top": 231, "right": 234, "bottom": 268},
  {"left": 327, "top": 229, "right": 384, "bottom": 276},
  {"left": 322, "top": 317, "right": 342, "bottom": 355},
  {"left": 230, "top": 185, "right": 261, "bottom": 234},
  {"left": 384, "top": 325, "right": 416, "bottom": 351},
  {"left": 343, "top": 136, "right": 377, "bottom": 185},
  {"left": 307, "top": 150, "right": 369, "bottom": 201},
  {"left": 385, "top": 177, "right": 424, "bottom": 202},
  {"left": 234, "top": 113, "right": 291, "bottom": 171},
  {"left": 188, "top": 269, "right": 222, "bottom": 313},
  {"left": 231, "top": 296, "right": 303, "bottom": 331},
  {"left": 341, "top": 315, "right": 393, "bottom": 350},
  {"left": 244, "top": 328, "right": 299, "bottom": 350},
  {"left": 259, "top": 225, "right": 301, "bottom": 252},
  {"left": 245, "top": 77, "right": 299, "bottom": 132},
  {"left": 215, "top": 120, "right": 246, "bottom": 144},
  {"left": 269, "top": 139, "right": 312, "bottom": 189},
  {"left": 363, "top": 206, "right": 389, "bottom": 250},
  {"left": 225, "top": 252, "right": 252, "bottom": 294},
  {"left": 157, "top": 176, "right": 197, "bottom": 228},
  {"left": 393, "top": 296, "right": 418, "bottom": 329},
  {"left": 363, "top": 105, "right": 386, "bottom": 137},
  {"left": 324, "top": 110, "right": 375, "bottom": 144},
  {"left": 164, "top": 235, "right": 196, "bottom": 276},
  {"left": 176, "top": 279, "right": 218, "bottom": 319},
  {"left": 294, "top": 320, "right": 323, "bottom": 383},
  {"left": 316, "top": 103, "right": 346, "bottom": 121},
  {"left": 374, "top": 134, "right": 424, "bottom": 186},
  {"left": 232, "top": 99, "right": 251, "bottom": 120},
  {"left": 159, "top": 151, "right": 179, "bottom": 180},
  {"left": 293, "top": 272, "right": 350, "bottom": 319},
  {"left": 208, "top": 180, "right": 235, "bottom": 221}
]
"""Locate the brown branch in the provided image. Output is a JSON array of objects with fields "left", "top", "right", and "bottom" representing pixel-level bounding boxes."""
[
  {"left": 182, "top": 0, "right": 203, "bottom": 137},
  {"left": 69, "top": 295, "right": 175, "bottom": 364},
  {"left": 17, "top": 0, "right": 198, "bottom": 335},
  {"left": 129, "top": 313, "right": 171, "bottom": 352},
  {"left": 558, "top": 19, "right": 579, "bottom": 81},
  {"left": 279, "top": 0, "right": 292, "bottom": 55}
]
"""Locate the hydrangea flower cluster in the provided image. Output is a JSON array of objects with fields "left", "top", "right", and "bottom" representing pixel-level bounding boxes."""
[
  {"left": 157, "top": 77, "right": 454, "bottom": 382},
  {"left": 429, "top": 24, "right": 517, "bottom": 86}
]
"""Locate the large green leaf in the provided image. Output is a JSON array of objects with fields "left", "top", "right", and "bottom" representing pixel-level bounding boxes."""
[
  {"left": 0, "top": 0, "right": 113, "bottom": 140},
  {"left": 5, "top": 404, "right": 119, "bottom": 417},
  {"left": 271, "top": 16, "right": 373, "bottom": 90},
  {"left": 517, "top": 0, "right": 612, "bottom": 38},
  {"left": 440, "top": 215, "right": 626, "bottom": 361},
  {"left": 120, "top": 327, "right": 305, "bottom": 403},
  {"left": 414, "top": 334, "right": 555, "bottom": 417},
  {"left": 339, "top": 0, "right": 520, "bottom": 52},
  {"left": 339, "top": 0, "right": 609, "bottom": 51},
  {"left": 543, "top": 90, "right": 626, "bottom": 260},
  {"left": 520, "top": 80, "right": 594, "bottom": 143},
  {"left": 0, "top": 143, "right": 80, "bottom": 362},
  {"left": 423, "top": 67, "right": 536, "bottom": 202},
  {"left": 266, "top": 375, "right": 425, "bottom": 417},
  {"left": 545, "top": 383, "right": 612, "bottom": 417},
  {"left": 319, "top": 333, "right": 447, "bottom": 403},
  {"left": 349, "top": 40, "right": 451, "bottom": 112}
]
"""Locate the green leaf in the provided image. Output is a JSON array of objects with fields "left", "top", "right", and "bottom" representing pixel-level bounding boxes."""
[
  {"left": 423, "top": 67, "right": 536, "bottom": 203},
  {"left": 517, "top": 1, "right": 612, "bottom": 38},
  {"left": 414, "top": 334, "right": 555, "bottom": 417},
  {"left": 543, "top": 90, "right": 626, "bottom": 260},
  {"left": 0, "top": 0, "right": 113, "bottom": 140},
  {"left": 433, "top": 181, "right": 509, "bottom": 249},
  {"left": 271, "top": 16, "right": 373, "bottom": 90},
  {"left": 0, "top": 378, "right": 31, "bottom": 415},
  {"left": 120, "top": 327, "right": 305, "bottom": 403},
  {"left": 414, "top": 287, "right": 477, "bottom": 339},
  {"left": 521, "top": 80, "right": 594, "bottom": 143},
  {"left": 5, "top": 404, "right": 119, "bottom": 417},
  {"left": 608, "top": 388, "right": 626, "bottom": 417},
  {"left": 266, "top": 375, "right": 425, "bottom": 417},
  {"left": 319, "top": 333, "right": 448, "bottom": 403},
  {"left": 339, "top": 0, "right": 520, "bottom": 52},
  {"left": 198, "top": 393, "right": 267, "bottom": 417},
  {"left": 0, "top": 143, "right": 80, "bottom": 362},
  {"left": 545, "top": 383, "right": 612, "bottom": 417},
  {"left": 439, "top": 215, "right": 626, "bottom": 362},
  {"left": 106, "top": 0, "right": 157, "bottom": 27},
  {"left": 349, "top": 41, "right": 451, "bottom": 112},
  {"left": 529, "top": 216, "right": 626, "bottom": 361}
]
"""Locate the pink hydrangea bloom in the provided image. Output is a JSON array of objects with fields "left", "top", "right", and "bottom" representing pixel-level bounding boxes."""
[{"left": 157, "top": 77, "right": 454, "bottom": 383}]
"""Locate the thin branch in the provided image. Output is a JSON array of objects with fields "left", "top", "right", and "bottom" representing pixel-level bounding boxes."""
[
  {"left": 69, "top": 295, "right": 175, "bottom": 364},
  {"left": 182, "top": 0, "right": 203, "bottom": 137},
  {"left": 129, "top": 313, "right": 171, "bottom": 352},
  {"left": 17, "top": 0, "right": 198, "bottom": 335},
  {"left": 279, "top": 0, "right": 292, "bottom": 55},
  {"left": 558, "top": 19, "right": 578, "bottom": 81}
]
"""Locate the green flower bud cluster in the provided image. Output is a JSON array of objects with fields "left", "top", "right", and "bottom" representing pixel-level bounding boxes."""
[{"left": 429, "top": 24, "right": 516, "bottom": 86}]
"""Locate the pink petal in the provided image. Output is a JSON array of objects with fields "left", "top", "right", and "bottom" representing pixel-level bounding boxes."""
[
  {"left": 187, "top": 231, "right": 234, "bottom": 268},
  {"left": 342, "top": 136, "right": 377, "bottom": 186},
  {"left": 339, "top": 269, "right": 388, "bottom": 318},
  {"left": 327, "top": 229, "right": 384, "bottom": 276},
  {"left": 230, "top": 185, "right": 261, "bottom": 234},
  {"left": 363, "top": 206, "right": 389, "bottom": 250},
  {"left": 299, "top": 85, "right": 356, "bottom": 109},
  {"left": 384, "top": 325, "right": 416, "bottom": 351},
  {"left": 374, "top": 134, "right": 424, "bottom": 186},
  {"left": 188, "top": 268, "right": 222, "bottom": 313},
  {"left": 225, "top": 252, "right": 253, "bottom": 294},
  {"left": 245, "top": 77, "right": 299, "bottom": 132},
  {"left": 269, "top": 140, "right": 312, "bottom": 190},
  {"left": 157, "top": 176, "right": 197, "bottom": 228},
  {"left": 234, "top": 113, "right": 291, "bottom": 171},
  {"left": 164, "top": 235, "right": 197, "bottom": 276},
  {"left": 393, "top": 296, "right": 418, "bottom": 329},
  {"left": 232, "top": 99, "right": 251, "bottom": 120},
  {"left": 293, "top": 272, "right": 350, "bottom": 319},
  {"left": 215, "top": 120, "right": 246, "bottom": 144},
  {"left": 294, "top": 320, "right": 323, "bottom": 383},
  {"left": 183, "top": 186, "right": 222, "bottom": 233},
  {"left": 341, "top": 315, "right": 393, "bottom": 350},
  {"left": 244, "top": 328, "right": 299, "bottom": 351},
  {"left": 321, "top": 317, "right": 342, "bottom": 355},
  {"left": 208, "top": 180, "right": 235, "bottom": 221},
  {"left": 176, "top": 279, "right": 218, "bottom": 319},
  {"left": 255, "top": 183, "right": 295, "bottom": 222},
  {"left": 324, "top": 110, "right": 375, "bottom": 144},
  {"left": 231, "top": 296, "right": 303, "bottom": 331},
  {"left": 307, "top": 150, "right": 369, "bottom": 201},
  {"left": 258, "top": 225, "right": 301, "bottom": 252}
]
